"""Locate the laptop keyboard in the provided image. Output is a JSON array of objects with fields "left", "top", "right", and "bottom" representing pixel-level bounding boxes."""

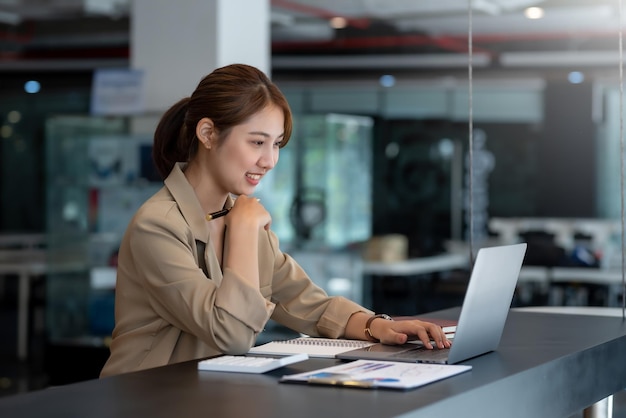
[{"left": 389, "top": 346, "right": 451, "bottom": 363}]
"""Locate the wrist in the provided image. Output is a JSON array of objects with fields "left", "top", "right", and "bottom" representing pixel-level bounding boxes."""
[{"left": 364, "top": 314, "right": 393, "bottom": 342}]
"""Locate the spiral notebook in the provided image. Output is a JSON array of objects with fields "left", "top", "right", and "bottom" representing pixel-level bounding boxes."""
[{"left": 248, "top": 337, "right": 376, "bottom": 358}]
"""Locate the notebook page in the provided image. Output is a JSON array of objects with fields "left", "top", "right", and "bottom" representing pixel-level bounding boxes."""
[{"left": 249, "top": 337, "right": 375, "bottom": 358}]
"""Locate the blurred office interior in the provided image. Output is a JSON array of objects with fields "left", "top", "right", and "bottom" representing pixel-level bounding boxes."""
[{"left": 0, "top": 1, "right": 625, "bottom": 411}]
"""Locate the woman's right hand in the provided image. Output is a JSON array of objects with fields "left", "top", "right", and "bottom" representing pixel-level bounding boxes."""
[
  {"left": 222, "top": 195, "right": 269, "bottom": 288},
  {"left": 226, "top": 195, "right": 272, "bottom": 231}
]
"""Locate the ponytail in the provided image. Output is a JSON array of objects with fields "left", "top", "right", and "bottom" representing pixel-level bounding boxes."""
[{"left": 152, "top": 97, "right": 196, "bottom": 179}]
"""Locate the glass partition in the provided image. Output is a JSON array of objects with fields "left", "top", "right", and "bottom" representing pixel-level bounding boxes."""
[
  {"left": 257, "top": 113, "right": 373, "bottom": 249},
  {"left": 45, "top": 115, "right": 160, "bottom": 342}
]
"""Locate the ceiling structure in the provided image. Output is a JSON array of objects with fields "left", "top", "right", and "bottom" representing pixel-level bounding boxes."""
[{"left": 0, "top": 0, "right": 623, "bottom": 75}]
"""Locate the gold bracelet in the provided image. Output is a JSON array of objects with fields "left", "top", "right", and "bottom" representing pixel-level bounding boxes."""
[{"left": 364, "top": 314, "right": 393, "bottom": 342}]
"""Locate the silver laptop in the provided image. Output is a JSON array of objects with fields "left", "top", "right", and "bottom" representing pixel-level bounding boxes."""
[{"left": 338, "top": 243, "right": 527, "bottom": 364}]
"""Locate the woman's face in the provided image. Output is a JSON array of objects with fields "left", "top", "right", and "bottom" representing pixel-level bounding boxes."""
[{"left": 209, "top": 104, "right": 284, "bottom": 196}]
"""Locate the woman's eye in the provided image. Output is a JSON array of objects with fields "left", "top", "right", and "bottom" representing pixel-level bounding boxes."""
[{"left": 274, "top": 141, "right": 283, "bottom": 148}]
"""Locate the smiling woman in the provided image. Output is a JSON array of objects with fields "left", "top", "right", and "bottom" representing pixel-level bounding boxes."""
[{"left": 99, "top": 63, "right": 452, "bottom": 378}]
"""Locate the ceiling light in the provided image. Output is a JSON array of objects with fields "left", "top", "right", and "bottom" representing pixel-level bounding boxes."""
[
  {"left": 500, "top": 51, "right": 621, "bottom": 67},
  {"left": 24, "top": 81, "right": 41, "bottom": 94},
  {"left": 524, "top": 7, "right": 544, "bottom": 19},
  {"left": 379, "top": 75, "right": 396, "bottom": 87},
  {"left": 272, "top": 53, "right": 492, "bottom": 70},
  {"left": 329, "top": 17, "right": 348, "bottom": 29},
  {"left": 568, "top": 71, "right": 585, "bottom": 84},
  {"left": 84, "top": 0, "right": 129, "bottom": 17}
]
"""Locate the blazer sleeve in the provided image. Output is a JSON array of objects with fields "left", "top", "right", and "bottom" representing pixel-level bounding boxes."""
[{"left": 262, "top": 230, "right": 372, "bottom": 338}]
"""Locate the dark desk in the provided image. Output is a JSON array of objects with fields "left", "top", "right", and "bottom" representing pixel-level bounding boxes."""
[{"left": 1, "top": 308, "right": 625, "bottom": 418}]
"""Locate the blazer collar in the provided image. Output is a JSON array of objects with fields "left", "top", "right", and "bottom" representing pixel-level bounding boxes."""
[{"left": 163, "top": 162, "right": 210, "bottom": 243}]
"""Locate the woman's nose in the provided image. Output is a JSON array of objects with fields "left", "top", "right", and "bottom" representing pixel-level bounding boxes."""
[{"left": 259, "top": 148, "right": 277, "bottom": 170}]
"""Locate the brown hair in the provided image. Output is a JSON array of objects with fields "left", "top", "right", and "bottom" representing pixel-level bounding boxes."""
[{"left": 152, "top": 63, "right": 293, "bottom": 179}]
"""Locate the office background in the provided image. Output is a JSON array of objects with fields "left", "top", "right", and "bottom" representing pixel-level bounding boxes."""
[{"left": 0, "top": 1, "right": 625, "bottom": 413}]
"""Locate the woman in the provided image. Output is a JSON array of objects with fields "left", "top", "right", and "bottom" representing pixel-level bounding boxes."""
[{"left": 100, "top": 63, "right": 449, "bottom": 377}]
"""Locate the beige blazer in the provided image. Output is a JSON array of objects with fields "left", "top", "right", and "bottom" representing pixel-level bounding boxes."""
[{"left": 100, "top": 163, "right": 370, "bottom": 377}]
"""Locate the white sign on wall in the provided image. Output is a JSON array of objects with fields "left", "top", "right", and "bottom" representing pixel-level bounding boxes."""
[{"left": 90, "top": 68, "right": 145, "bottom": 116}]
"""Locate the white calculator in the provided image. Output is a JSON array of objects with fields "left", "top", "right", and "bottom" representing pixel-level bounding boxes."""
[{"left": 197, "top": 353, "right": 309, "bottom": 374}]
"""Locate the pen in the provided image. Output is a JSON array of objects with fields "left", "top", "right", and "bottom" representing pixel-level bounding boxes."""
[
  {"left": 205, "top": 208, "right": 230, "bottom": 221},
  {"left": 205, "top": 197, "right": 260, "bottom": 221}
]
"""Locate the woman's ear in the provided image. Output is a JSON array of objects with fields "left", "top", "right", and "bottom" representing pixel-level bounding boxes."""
[{"left": 196, "top": 118, "right": 214, "bottom": 149}]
